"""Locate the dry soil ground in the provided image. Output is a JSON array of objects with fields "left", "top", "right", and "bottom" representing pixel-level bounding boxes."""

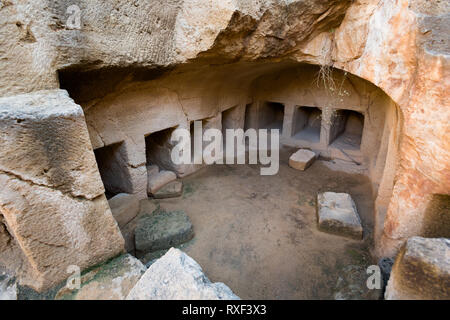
[{"left": 154, "top": 147, "right": 381, "bottom": 299}]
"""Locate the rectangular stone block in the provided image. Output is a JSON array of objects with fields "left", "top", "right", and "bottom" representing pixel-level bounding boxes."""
[
  {"left": 0, "top": 90, "right": 125, "bottom": 292},
  {"left": 385, "top": 237, "right": 450, "bottom": 300},
  {"left": 289, "top": 149, "right": 317, "bottom": 171},
  {"left": 317, "top": 192, "right": 363, "bottom": 240}
]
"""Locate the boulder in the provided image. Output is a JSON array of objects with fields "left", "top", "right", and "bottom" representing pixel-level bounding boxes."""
[
  {"left": 55, "top": 254, "right": 146, "bottom": 300},
  {"left": 127, "top": 248, "right": 240, "bottom": 300},
  {"left": 153, "top": 181, "right": 184, "bottom": 199},
  {"left": 0, "top": 90, "right": 124, "bottom": 292},
  {"left": 317, "top": 192, "right": 363, "bottom": 240},
  {"left": 385, "top": 237, "right": 450, "bottom": 300},
  {"left": 289, "top": 149, "right": 317, "bottom": 171},
  {"left": 108, "top": 193, "right": 140, "bottom": 228},
  {"left": 147, "top": 170, "right": 177, "bottom": 195},
  {"left": 135, "top": 210, "right": 194, "bottom": 255}
]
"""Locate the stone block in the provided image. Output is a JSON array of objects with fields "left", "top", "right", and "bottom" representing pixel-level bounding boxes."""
[
  {"left": 385, "top": 237, "right": 450, "bottom": 300},
  {"left": 289, "top": 149, "right": 317, "bottom": 171},
  {"left": 317, "top": 192, "right": 363, "bottom": 240},
  {"left": 135, "top": 210, "right": 194, "bottom": 255},
  {"left": 0, "top": 90, "right": 124, "bottom": 291}
]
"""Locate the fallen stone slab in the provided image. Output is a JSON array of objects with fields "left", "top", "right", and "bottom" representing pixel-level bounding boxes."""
[
  {"left": 317, "top": 192, "right": 363, "bottom": 240},
  {"left": 108, "top": 193, "right": 140, "bottom": 228},
  {"left": 127, "top": 248, "right": 240, "bottom": 300},
  {"left": 289, "top": 149, "right": 317, "bottom": 171},
  {"left": 385, "top": 237, "right": 450, "bottom": 300},
  {"left": 135, "top": 209, "right": 194, "bottom": 255},
  {"left": 153, "top": 181, "right": 183, "bottom": 199},
  {"left": 148, "top": 170, "right": 177, "bottom": 195},
  {"left": 55, "top": 254, "right": 146, "bottom": 300}
]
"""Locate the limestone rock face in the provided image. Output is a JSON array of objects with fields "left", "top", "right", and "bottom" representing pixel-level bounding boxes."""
[
  {"left": 317, "top": 192, "right": 363, "bottom": 240},
  {"left": 127, "top": 248, "right": 240, "bottom": 300},
  {"left": 385, "top": 237, "right": 450, "bottom": 300},
  {"left": 289, "top": 149, "right": 317, "bottom": 171},
  {"left": 0, "top": 90, "right": 124, "bottom": 292},
  {"left": 329, "top": 0, "right": 450, "bottom": 256},
  {"left": 135, "top": 210, "right": 194, "bottom": 255},
  {"left": 0, "top": 0, "right": 447, "bottom": 268},
  {"left": 0, "top": 0, "right": 352, "bottom": 97},
  {"left": 55, "top": 254, "right": 146, "bottom": 300}
]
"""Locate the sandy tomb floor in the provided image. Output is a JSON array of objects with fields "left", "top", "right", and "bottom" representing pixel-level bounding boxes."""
[{"left": 152, "top": 147, "right": 381, "bottom": 300}]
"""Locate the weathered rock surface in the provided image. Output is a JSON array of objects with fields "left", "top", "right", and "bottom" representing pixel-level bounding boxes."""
[
  {"left": 0, "top": 90, "right": 104, "bottom": 198},
  {"left": 0, "top": 90, "right": 125, "bottom": 291},
  {"left": 135, "top": 210, "right": 194, "bottom": 255},
  {"left": 0, "top": 0, "right": 447, "bottom": 266},
  {"left": 153, "top": 181, "right": 183, "bottom": 199},
  {"left": 385, "top": 237, "right": 450, "bottom": 300},
  {"left": 55, "top": 254, "right": 146, "bottom": 300},
  {"left": 148, "top": 170, "right": 177, "bottom": 195},
  {"left": 317, "top": 192, "right": 363, "bottom": 240},
  {"left": 127, "top": 248, "right": 240, "bottom": 300},
  {"left": 108, "top": 193, "right": 140, "bottom": 228},
  {"left": 289, "top": 149, "right": 317, "bottom": 171}
]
